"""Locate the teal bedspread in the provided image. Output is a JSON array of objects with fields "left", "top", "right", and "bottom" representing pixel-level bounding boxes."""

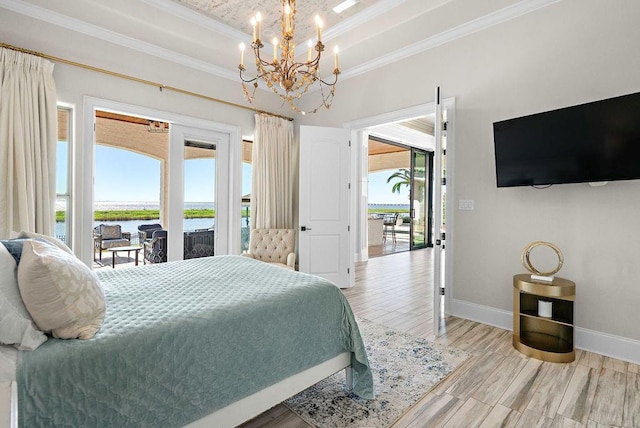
[{"left": 17, "top": 255, "right": 373, "bottom": 427}]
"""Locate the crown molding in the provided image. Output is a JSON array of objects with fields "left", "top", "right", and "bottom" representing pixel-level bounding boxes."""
[
  {"left": 0, "top": 0, "right": 237, "bottom": 81},
  {"left": 340, "top": 0, "right": 561, "bottom": 82},
  {"left": 0, "top": 0, "right": 560, "bottom": 89}
]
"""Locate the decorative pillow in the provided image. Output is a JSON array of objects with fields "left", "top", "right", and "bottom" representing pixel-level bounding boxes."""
[
  {"left": 99, "top": 225, "right": 121, "bottom": 240},
  {"left": 16, "top": 231, "right": 73, "bottom": 255},
  {"left": 0, "top": 239, "right": 27, "bottom": 265},
  {"left": 17, "top": 240, "right": 106, "bottom": 340},
  {"left": 0, "top": 242, "right": 47, "bottom": 350}
]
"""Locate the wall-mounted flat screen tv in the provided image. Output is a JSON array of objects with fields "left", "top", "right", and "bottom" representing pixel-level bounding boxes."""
[{"left": 493, "top": 91, "right": 640, "bottom": 187}]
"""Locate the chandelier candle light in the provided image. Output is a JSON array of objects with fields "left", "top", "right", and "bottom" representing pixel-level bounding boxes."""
[{"left": 238, "top": 0, "right": 340, "bottom": 114}]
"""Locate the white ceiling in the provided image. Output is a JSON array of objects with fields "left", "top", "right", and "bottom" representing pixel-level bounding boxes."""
[{"left": 0, "top": 0, "right": 560, "bottom": 88}]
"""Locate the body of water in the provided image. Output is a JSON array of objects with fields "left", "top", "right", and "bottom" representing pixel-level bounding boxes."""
[
  {"left": 369, "top": 203, "right": 410, "bottom": 210},
  {"left": 55, "top": 202, "right": 409, "bottom": 241},
  {"left": 55, "top": 201, "right": 217, "bottom": 243},
  {"left": 55, "top": 218, "right": 216, "bottom": 243}
]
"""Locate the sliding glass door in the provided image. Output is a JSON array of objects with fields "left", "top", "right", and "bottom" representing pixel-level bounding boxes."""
[{"left": 409, "top": 148, "right": 433, "bottom": 250}]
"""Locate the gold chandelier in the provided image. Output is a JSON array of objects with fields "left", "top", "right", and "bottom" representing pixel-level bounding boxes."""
[{"left": 238, "top": 0, "right": 340, "bottom": 114}]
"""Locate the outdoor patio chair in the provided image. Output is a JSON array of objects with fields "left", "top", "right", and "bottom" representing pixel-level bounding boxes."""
[
  {"left": 383, "top": 213, "right": 400, "bottom": 244},
  {"left": 143, "top": 229, "right": 167, "bottom": 264},
  {"left": 94, "top": 224, "right": 131, "bottom": 261},
  {"left": 138, "top": 223, "right": 163, "bottom": 244},
  {"left": 183, "top": 229, "right": 214, "bottom": 259},
  {"left": 242, "top": 228, "right": 296, "bottom": 270}
]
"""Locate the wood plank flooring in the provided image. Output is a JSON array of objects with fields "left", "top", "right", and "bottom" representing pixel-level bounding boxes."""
[{"left": 243, "top": 249, "right": 640, "bottom": 428}]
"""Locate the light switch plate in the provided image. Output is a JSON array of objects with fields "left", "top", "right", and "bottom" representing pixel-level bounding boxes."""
[{"left": 458, "top": 199, "right": 474, "bottom": 210}]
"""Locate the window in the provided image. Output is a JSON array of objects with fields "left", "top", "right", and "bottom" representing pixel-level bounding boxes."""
[
  {"left": 241, "top": 139, "right": 253, "bottom": 251},
  {"left": 183, "top": 141, "right": 216, "bottom": 259},
  {"left": 56, "top": 106, "right": 72, "bottom": 246}
]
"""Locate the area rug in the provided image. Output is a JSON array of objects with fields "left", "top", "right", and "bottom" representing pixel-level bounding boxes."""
[{"left": 284, "top": 318, "right": 469, "bottom": 427}]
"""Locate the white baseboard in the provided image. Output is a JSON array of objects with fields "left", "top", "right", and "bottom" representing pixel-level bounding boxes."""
[
  {"left": 451, "top": 299, "right": 640, "bottom": 365},
  {"left": 573, "top": 328, "right": 640, "bottom": 365},
  {"left": 450, "top": 299, "right": 513, "bottom": 330}
]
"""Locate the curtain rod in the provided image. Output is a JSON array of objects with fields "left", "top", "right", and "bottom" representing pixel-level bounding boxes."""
[{"left": 0, "top": 42, "right": 294, "bottom": 122}]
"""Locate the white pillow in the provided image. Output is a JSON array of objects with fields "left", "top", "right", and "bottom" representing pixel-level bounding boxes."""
[
  {"left": 0, "top": 242, "right": 47, "bottom": 350},
  {"left": 17, "top": 240, "right": 106, "bottom": 340},
  {"left": 16, "top": 231, "right": 73, "bottom": 255}
]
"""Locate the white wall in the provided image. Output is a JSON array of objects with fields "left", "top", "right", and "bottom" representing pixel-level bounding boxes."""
[{"left": 298, "top": 0, "right": 640, "bottom": 346}]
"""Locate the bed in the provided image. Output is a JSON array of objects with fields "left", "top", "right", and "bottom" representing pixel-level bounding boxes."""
[{"left": 0, "top": 251, "right": 374, "bottom": 427}]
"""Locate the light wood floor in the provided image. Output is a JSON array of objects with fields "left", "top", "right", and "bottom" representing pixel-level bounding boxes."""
[{"left": 243, "top": 249, "right": 640, "bottom": 428}]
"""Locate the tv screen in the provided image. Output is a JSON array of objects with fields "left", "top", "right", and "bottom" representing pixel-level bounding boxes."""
[{"left": 493, "top": 91, "right": 640, "bottom": 187}]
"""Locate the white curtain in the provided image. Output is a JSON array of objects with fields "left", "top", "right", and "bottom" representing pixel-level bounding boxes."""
[
  {"left": 0, "top": 48, "right": 57, "bottom": 239},
  {"left": 250, "top": 113, "right": 295, "bottom": 229}
]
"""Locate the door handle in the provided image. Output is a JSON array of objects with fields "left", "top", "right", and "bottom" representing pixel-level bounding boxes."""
[{"left": 301, "top": 226, "right": 312, "bottom": 231}]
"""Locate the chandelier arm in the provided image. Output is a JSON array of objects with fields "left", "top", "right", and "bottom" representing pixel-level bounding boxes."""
[
  {"left": 317, "top": 75, "right": 339, "bottom": 86},
  {"left": 304, "top": 53, "right": 322, "bottom": 70},
  {"left": 239, "top": 70, "right": 258, "bottom": 84},
  {"left": 287, "top": 57, "right": 320, "bottom": 77},
  {"left": 298, "top": 69, "right": 339, "bottom": 87},
  {"left": 252, "top": 44, "right": 282, "bottom": 70},
  {"left": 241, "top": 65, "right": 287, "bottom": 88},
  {"left": 241, "top": 64, "right": 278, "bottom": 84},
  {"left": 255, "top": 56, "right": 278, "bottom": 69}
]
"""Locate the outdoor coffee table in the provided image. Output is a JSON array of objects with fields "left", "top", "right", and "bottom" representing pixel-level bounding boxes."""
[{"left": 107, "top": 245, "right": 142, "bottom": 268}]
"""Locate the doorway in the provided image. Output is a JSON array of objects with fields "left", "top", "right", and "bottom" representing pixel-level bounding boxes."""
[
  {"left": 92, "top": 110, "right": 167, "bottom": 267},
  {"left": 80, "top": 97, "right": 242, "bottom": 267},
  {"left": 367, "top": 136, "right": 433, "bottom": 257},
  {"left": 346, "top": 95, "right": 455, "bottom": 336},
  {"left": 168, "top": 124, "right": 230, "bottom": 261}
]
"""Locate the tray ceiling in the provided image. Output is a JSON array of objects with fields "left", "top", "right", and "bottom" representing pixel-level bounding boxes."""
[
  {"left": 1, "top": 0, "right": 561, "bottom": 108},
  {"left": 174, "top": 0, "right": 377, "bottom": 42}
]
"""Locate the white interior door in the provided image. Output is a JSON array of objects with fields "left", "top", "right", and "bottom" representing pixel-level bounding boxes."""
[
  {"left": 299, "top": 126, "right": 351, "bottom": 287},
  {"left": 432, "top": 87, "right": 446, "bottom": 337}
]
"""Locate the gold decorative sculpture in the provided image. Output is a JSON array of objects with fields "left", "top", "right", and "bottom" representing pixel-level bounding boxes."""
[{"left": 520, "top": 241, "right": 564, "bottom": 277}]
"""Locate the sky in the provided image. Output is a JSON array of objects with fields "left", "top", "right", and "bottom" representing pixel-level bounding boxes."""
[
  {"left": 57, "top": 143, "right": 409, "bottom": 205},
  {"left": 368, "top": 171, "right": 411, "bottom": 205},
  {"left": 68, "top": 145, "right": 253, "bottom": 202}
]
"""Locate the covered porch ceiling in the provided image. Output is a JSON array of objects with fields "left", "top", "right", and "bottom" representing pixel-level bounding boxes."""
[{"left": 64, "top": 111, "right": 429, "bottom": 172}]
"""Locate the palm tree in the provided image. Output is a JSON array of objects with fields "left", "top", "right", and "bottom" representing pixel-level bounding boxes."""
[
  {"left": 386, "top": 168, "right": 412, "bottom": 194},
  {"left": 387, "top": 167, "right": 426, "bottom": 192}
]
